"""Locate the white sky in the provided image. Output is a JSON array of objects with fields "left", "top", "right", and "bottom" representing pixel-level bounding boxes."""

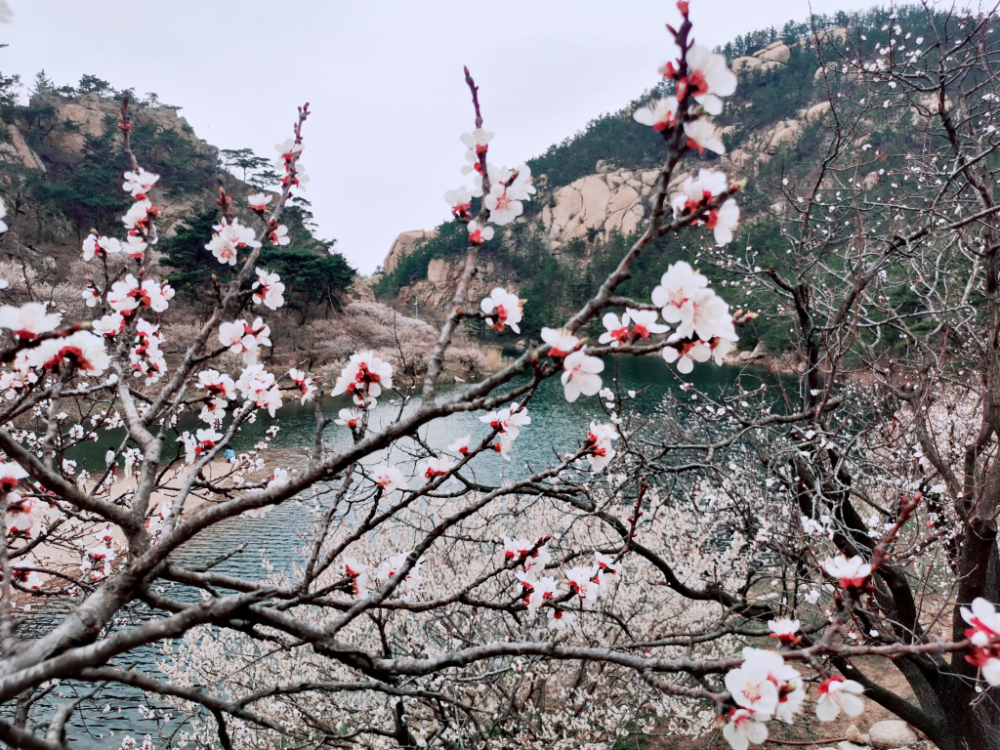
[{"left": 1, "top": 1, "right": 875, "bottom": 274}]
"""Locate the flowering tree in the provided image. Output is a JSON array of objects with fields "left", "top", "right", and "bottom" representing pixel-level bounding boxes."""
[{"left": 1, "top": 4, "right": 1000, "bottom": 750}]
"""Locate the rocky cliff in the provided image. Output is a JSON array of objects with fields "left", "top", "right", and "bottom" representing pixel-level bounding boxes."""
[{"left": 379, "top": 26, "right": 853, "bottom": 320}]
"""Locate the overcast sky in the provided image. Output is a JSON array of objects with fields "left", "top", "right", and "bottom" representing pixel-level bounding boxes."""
[{"left": 1, "top": 1, "right": 876, "bottom": 273}]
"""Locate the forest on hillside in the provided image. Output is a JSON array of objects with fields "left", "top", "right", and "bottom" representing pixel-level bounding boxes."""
[{"left": 374, "top": 4, "right": 961, "bottom": 358}]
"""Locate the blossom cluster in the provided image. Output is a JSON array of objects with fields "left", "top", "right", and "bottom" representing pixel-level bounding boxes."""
[
  {"left": 444, "top": 124, "right": 537, "bottom": 244},
  {"left": 633, "top": 34, "right": 742, "bottom": 247},
  {"left": 331, "top": 352, "right": 394, "bottom": 409},
  {"left": 721, "top": 637, "right": 864, "bottom": 750},
  {"left": 653, "top": 261, "right": 738, "bottom": 372}
]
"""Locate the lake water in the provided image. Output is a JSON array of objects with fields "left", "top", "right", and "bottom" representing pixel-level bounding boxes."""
[{"left": 11, "top": 357, "right": 773, "bottom": 747}]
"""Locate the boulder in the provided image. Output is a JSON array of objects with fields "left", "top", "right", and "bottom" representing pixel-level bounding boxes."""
[
  {"left": 814, "top": 61, "right": 838, "bottom": 81},
  {"left": 4, "top": 124, "right": 46, "bottom": 171},
  {"left": 868, "top": 720, "right": 918, "bottom": 749},
  {"left": 739, "top": 343, "right": 766, "bottom": 362},
  {"left": 607, "top": 185, "right": 640, "bottom": 216},
  {"left": 760, "top": 60, "right": 784, "bottom": 73},
  {"left": 640, "top": 170, "right": 660, "bottom": 187},
  {"left": 550, "top": 184, "right": 583, "bottom": 236},
  {"left": 578, "top": 175, "right": 610, "bottom": 232},
  {"left": 758, "top": 44, "right": 790, "bottom": 63},
  {"left": 384, "top": 229, "right": 437, "bottom": 274},
  {"left": 426, "top": 258, "right": 448, "bottom": 284},
  {"left": 845, "top": 724, "right": 870, "bottom": 746},
  {"left": 804, "top": 101, "right": 832, "bottom": 122},
  {"left": 767, "top": 120, "right": 803, "bottom": 153},
  {"left": 731, "top": 56, "right": 762, "bottom": 73}
]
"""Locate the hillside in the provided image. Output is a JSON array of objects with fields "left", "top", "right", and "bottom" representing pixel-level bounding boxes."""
[
  {"left": 372, "top": 5, "right": 939, "bottom": 355},
  {"left": 0, "top": 74, "right": 490, "bottom": 383}
]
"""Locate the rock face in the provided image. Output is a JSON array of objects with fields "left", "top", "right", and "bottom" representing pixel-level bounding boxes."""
[
  {"left": 757, "top": 43, "right": 790, "bottom": 63},
  {"left": 731, "top": 56, "right": 762, "bottom": 73},
  {"left": 29, "top": 93, "right": 205, "bottom": 157},
  {"left": 868, "top": 720, "right": 918, "bottom": 749},
  {"left": 539, "top": 168, "right": 652, "bottom": 252},
  {"left": 383, "top": 230, "right": 437, "bottom": 274},
  {"left": 397, "top": 257, "right": 496, "bottom": 312},
  {"left": 0, "top": 122, "right": 46, "bottom": 171}
]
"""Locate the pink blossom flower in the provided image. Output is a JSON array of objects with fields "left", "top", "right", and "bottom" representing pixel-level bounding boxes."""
[
  {"left": 480, "top": 288, "right": 523, "bottom": 334},
  {"left": 26, "top": 331, "right": 110, "bottom": 376},
  {"left": 502, "top": 165, "right": 536, "bottom": 201},
  {"left": 444, "top": 186, "right": 473, "bottom": 218},
  {"left": 267, "top": 224, "right": 290, "bottom": 246},
  {"left": 107, "top": 275, "right": 174, "bottom": 315},
  {"left": 342, "top": 556, "right": 368, "bottom": 597},
  {"left": 122, "top": 199, "right": 158, "bottom": 233},
  {"left": 652, "top": 262, "right": 708, "bottom": 328},
  {"left": 722, "top": 709, "right": 768, "bottom": 750},
  {"left": 91, "top": 312, "right": 125, "bottom": 337},
  {"left": 331, "top": 352, "right": 394, "bottom": 407},
  {"left": 0, "top": 302, "right": 62, "bottom": 340},
  {"left": 767, "top": 618, "right": 801, "bottom": 645},
  {"left": 730, "top": 648, "right": 806, "bottom": 724},
  {"left": 725, "top": 651, "right": 780, "bottom": 718},
  {"left": 125, "top": 235, "right": 147, "bottom": 259},
  {"left": 548, "top": 608, "right": 576, "bottom": 631},
  {"left": 252, "top": 268, "right": 285, "bottom": 310},
  {"left": 683, "top": 118, "right": 726, "bottom": 155},
  {"left": 815, "top": 676, "right": 865, "bottom": 721},
  {"left": 248, "top": 193, "right": 272, "bottom": 212},
  {"left": 681, "top": 45, "right": 738, "bottom": 115},
  {"left": 493, "top": 434, "right": 515, "bottom": 460},
  {"left": 460, "top": 129, "right": 493, "bottom": 164},
  {"left": 485, "top": 182, "right": 524, "bottom": 226},
  {"left": 674, "top": 288, "right": 731, "bottom": 342},
  {"left": 709, "top": 334, "right": 738, "bottom": 365},
  {"left": 599, "top": 312, "right": 632, "bottom": 347},
  {"left": 5, "top": 493, "right": 44, "bottom": 538},
  {"left": 82, "top": 283, "right": 101, "bottom": 308},
  {"left": 541, "top": 327, "right": 580, "bottom": 358},
  {"left": 448, "top": 435, "right": 471, "bottom": 454},
  {"left": 517, "top": 572, "right": 557, "bottom": 617},
  {"left": 709, "top": 199, "right": 740, "bottom": 246},
  {"left": 626, "top": 308, "right": 669, "bottom": 339},
  {"left": 335, "top": 408, "right": 362, "bottom": 429},
  {"left": 963, "top": 598, "right": 1000, "bottom": 646},
  {"left": 663, "top": 338, "right": 711, "bottom": 374},
  {"left": 372, "top": 464, "right": 407, "bottom": 493},
  {"left": 671, "top": 169, "right": 729, "bottom": 216},
  {"left": 235, "top": 365, "right": 283, "bottom": 417},
  {"left": 288, "top": 368, "right": 317, "bottom": 404},
  {"left": 585, "top": 421, "right": 619, "bottom": 472},
  {"left": 0, "top": 461, "right": 28, "bottom": 489},
  {"left": 565, "top": 565, "right": 600, "bottom": 601},
  {"left": 633, "top": 97, "right": 679, "bottom": 132},
  {"left": 561, "top": 348, "right": 604, "bottom": 403},
  {"left": 197, "top": 369, "right": 236, "bottom": 401},
  {"left": 122, "top": 167, "right": 160, "bottom": 199},
  {"left": 219, "top": 318, "right": 271, "bottom": 365},
  {"left": 822, "top": 555, "right": 872, "bottom": 588},
  {"left": 205, "top": 218, "right": 260, "bottom": 265},
  {"left": 421, "top": 456, "right": 454, "bottom": 480},
  {"left": 82, "top": 235, "right": 122, "bottom": 262},
  {"left": 467, "top": 220, "right": 494, "bottom": 245}
]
